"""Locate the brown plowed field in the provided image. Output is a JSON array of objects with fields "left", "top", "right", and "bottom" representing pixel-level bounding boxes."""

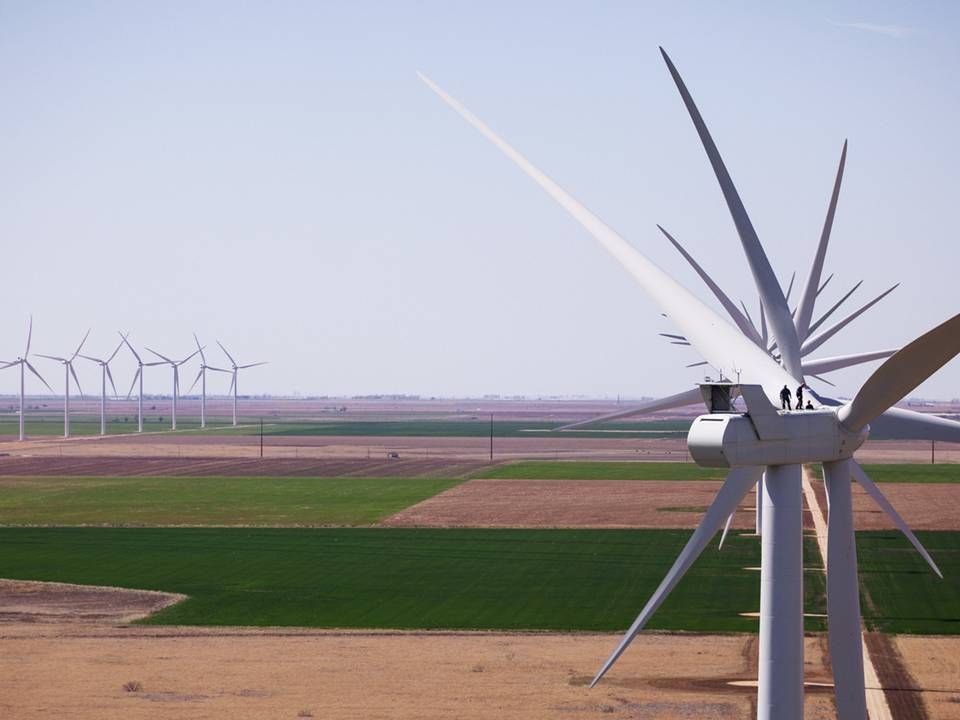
[
  {"left": 383, "top": 479, "right": 759, "bottom": 529},
  {"left": 894, "top": 636, "right": 960, "bottom": 720},
  {"left": 0, "top": 620, "right": 840, "bottom": 720},
  {"left": 850, "top": 483, "right": 960, "bottom": 530},
  {"left": 0, "top": 456, "right": 489, "bottom": 478}
]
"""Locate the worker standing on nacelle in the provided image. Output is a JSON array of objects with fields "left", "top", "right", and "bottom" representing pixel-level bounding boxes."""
[
  {"left": 796, "top": 384, "right": 805, "bottom": 410},
  {"left": 780, "top": 385, "right": 792, "bottom": 410}
]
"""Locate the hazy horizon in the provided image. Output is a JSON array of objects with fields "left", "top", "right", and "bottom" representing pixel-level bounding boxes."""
[{"left": 2, "top": 2, "right": 958, "bottom": 401}]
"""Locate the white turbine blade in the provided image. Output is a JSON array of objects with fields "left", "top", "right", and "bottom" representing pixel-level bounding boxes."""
[
  {"left": 739, "top": 300, "right": 759, "bottom": 337},
  {"left": 851, "top": 461, "right": 942, "bottom": 578},
  {"left": 105, "top": 364, "right": 118, "bottom": 397},
  {"left": 143, "top": 360, "right": 167, "bottom": 367},
  {"left": 35, "top": 354, "right": 66, "bottom": 362},
  {"left": 801, "top": 283, "right": 899, "bottom": 356},
  {"left": 759, "top": 300, "right": 768, "bottom": 346},
  {"left": 69, "top": 363, "right": 84, "bottom": 398},
  {"left": 419, "top": 71, "right": 797, "bottom": 402},
  {"left": 658, "top": 226, "right": 763, "bottom": 344},
  {"left": 557, "top": 387, "right": 703, "bottom": 431},
  {"left": 686, "top": 360, "right": 709, "bottom": 368},
  {"left": 807, "top": 280, "right": 863, "bottom": 337},
  {"left": 817, "top": 273, "right": 834, "bottom": 297},
  {"left": 217, "top": 340, "right": 238, "bottom": 367},
  {"left": 869, "top": 406, "right": 960, "bottom": 442},
  {"left": 659, "top": 333, "right": 687, "bottom": 341},
  {"left": 718, "top": 512, "right": 734, "bottom": 550},
  {"left": 808, "top": 373, "right": 836, "bottom": 387},
  {"left": 72, "top": 329, "right": 91, "bottom": 361},
  {"left": 24, "top": 315, "right": 33, "bottom": 357},
  {"left": 823, "top": 459, "right": 868, "bottom": 720},
  {"left": 659, "top": 48, "right": 802, "bottom": 379},
  {"left": 783, "top": 271, "right": 796, "bottom": 304},
  {"left": 228, "top": 371, "right": 236, "bottom": 395},
  {"left": 107, "top": 339, "right": 124, "bottom": 363},
  {"left": 207, "top": 365, "right": 230, "bottom": 373},
  {"left": 25, "top": 361, "right": 54, "bottom": 394},
  {"left": 193, "top": 333, "right": 206, "bottom": 364},
  {"left": 795, "top": 141, "right": 847, "bottom": 341},
  {"left": 591, "top": 465, "right": 762, "bottom": 687},
  {"left": 238, "top": 361, "right": 267, "bottom": 369},
  {"left": 125, "top": 367, "right": 141, "bottom": 400},
  {"left": 120, "top": 332, "right": 142, "bottom": 363},
  {"left": 78, "top": 353, "right": 103, "bottom": 364},
  {"left": 146, "top": 347, "right": 174, "bottom": 364},
  {"left": 801, "top": 349, "right": 898, "bottom": 376},
  {"left": 178, "top": 348, "right": 201, "bottom": 365},
  {"left": 187, "top": 368, "right": 203, "bottom": 395},
  {"left": 839, "top": 313, "right": 960, "bottom": 432}
]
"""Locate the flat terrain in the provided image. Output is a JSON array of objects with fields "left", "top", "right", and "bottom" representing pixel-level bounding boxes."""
[
  {"left": 0, "top": 476, "right": 463, "bottom": 526},
  {"left": 474, "top": 460, "right": 724, "bottom": 480},
  {"left": 383, "top": 479, "right": 757, "bottom": 529},
  {"left": 0, "top": 527, "right": 764, "bottom": 633},
  {"left": 810, "top": 463, "right": 960, "bottom": 483},
  {"left": 0, "top": 620, "right": 844, "bottom": 720}
]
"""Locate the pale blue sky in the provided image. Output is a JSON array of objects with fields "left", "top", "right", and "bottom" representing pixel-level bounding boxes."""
[{"left": 1, "top": 1, "right": 958, "bottom": 399}]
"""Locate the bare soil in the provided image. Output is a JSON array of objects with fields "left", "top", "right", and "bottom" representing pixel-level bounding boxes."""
[
  {"left": 893, "top": 636, "right": 960, "bottom": 720},
  {"left": 383, "top": 479, "right": 758, "bottom": 529},
  {"left": 849, "top": 483, "right": 960, "bottom": 531},
  {"left": 0, "top": 455, "right": 488, "bottom": 479},
  {"left": 0, "top": 619, "right": 840, "bottom": 720},
  {"left": 0, "top": 579, "right": 184, "bottom": 624}
]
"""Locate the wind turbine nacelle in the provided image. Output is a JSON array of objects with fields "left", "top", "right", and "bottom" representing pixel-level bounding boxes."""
[{"left": 687, "top": 410, "right": 867, "bottom": 468}]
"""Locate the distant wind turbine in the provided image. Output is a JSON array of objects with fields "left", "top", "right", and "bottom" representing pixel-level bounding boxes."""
[
  {"left": 80, "top": 338, "right": 125, "bottom": 436},
  {"left": 188, "top": 333, "right": 228, "bottom": 429},
  {"left": 36, "top": 329, "right": 90, "bottom": 438},
  {"left": 1, "top": 316, "right": 54, "bottom": 441},
  {"left": 217, "top": 341, "right": 267, "bottom": 426},
  {"left": 120, "top": 333, "right": 164, "bottom": 433},
  {"left": 147, "top": 346, "right": 200, "bottom": 430}
]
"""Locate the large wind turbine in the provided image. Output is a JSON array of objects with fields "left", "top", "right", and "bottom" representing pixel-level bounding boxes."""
[
  {"left": 120, "top": 333, "right": 164, "bottom": 433},
  {"left": 187, "top": 334, "right": 228, "bottom": 429},
  {"left": 1, "top": 316, "right": 54, "bottom": 441},
  {"left": 36, "top": 330, "right": 90, "bottom": 438},
  {"left": 79, "top": 338, "right": 124, "bottom": 436},
  {"left": 216, "top": 341, "right": 266, "bottom": 426},
  {"left": 146, "top": 346, "right": 200, "bottom": 431},
  {"left": 421, "top": 48, "right": 959, "bottom": 720}
]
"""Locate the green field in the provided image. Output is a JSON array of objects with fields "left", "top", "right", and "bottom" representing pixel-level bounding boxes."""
[
  {"left": 809, "top": 463, "right": 960, "bottom": 483},
  {"left": 0, "top": 527, "right": 762, "bottom": 631},
  {"left": 858, "top": 531, "right": 960, "bottom": 634},
  {"left": 475, "top": 461, "right": 722, "bottom": 481},
  {"left": 227, "top": 419, "right": 693, "bottom": 439},
  {"left": 0, "top": 476, "right": 462, "bottom": 526}
]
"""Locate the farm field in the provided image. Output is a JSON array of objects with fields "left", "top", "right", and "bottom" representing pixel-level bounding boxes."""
[
  {"left": 0, "top": 527, "right": 767, "bottom": 632},
  {"left": 475, "top": 460, "right": 723, "bottom": 480},
  {"left": 810, "top": 462, "right": 960, "bottom": 483},
  {"left": 0, "top": 476, "right": 463, "bottom": 526}
]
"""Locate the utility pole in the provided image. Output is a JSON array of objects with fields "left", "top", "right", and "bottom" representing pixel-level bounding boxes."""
[
  {"left": 489, "top": 413, "right": 494, "bottom": 462},
  {"left": 259, "top": 417, "right": 264, "bottom": 459},
  {"left": 931, "top": 440, "right": 935, "bottom": 465}
]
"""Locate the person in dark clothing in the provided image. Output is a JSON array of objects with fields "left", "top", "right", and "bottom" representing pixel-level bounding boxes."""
[
  {"left": 796, "top": 384, "right": 805, "bottom": 409},
  {"left": 780, "top": 385, "right": 792, "bottom": 410},
  {"left": 805, "top": 401, "right": 814, "bottom": 410}
]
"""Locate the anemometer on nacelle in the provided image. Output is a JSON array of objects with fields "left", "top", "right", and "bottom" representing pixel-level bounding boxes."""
[{"left": 688, "top": 382, "right": 867, "bottom": 469}]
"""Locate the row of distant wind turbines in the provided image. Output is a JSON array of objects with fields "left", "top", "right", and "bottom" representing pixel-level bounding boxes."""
[{"left": 3, "top": 317, "right": 266, "bottom": 440}]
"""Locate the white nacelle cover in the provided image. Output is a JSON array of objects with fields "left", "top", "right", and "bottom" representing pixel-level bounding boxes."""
[{"left": 687, "top": 410, "right": 866, "bottom": 468}]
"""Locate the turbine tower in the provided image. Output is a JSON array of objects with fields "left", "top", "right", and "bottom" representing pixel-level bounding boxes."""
[
  {"left": 217, "top": 341, "right": 266, "bottom": 426},
  {"left": 188, "top": 334, "right": 227, "bottom": 429},
  {"left": 146, "top": 346, "right": 200, "bottom": 431},
  {"left": 80, "top": 339, "right": 124, "bottom": 436},
  {"left": 421, "top": 48, "right": 959, "bottom": 720},
  {"left": 120, "top": 333, "right": 164, "bottom": 433},
  {"left": 1, "top": 316, "right": 54, "bottom": 441},
  {"left": 36, "top": 330, "right": 90, "bottom": 438}
]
